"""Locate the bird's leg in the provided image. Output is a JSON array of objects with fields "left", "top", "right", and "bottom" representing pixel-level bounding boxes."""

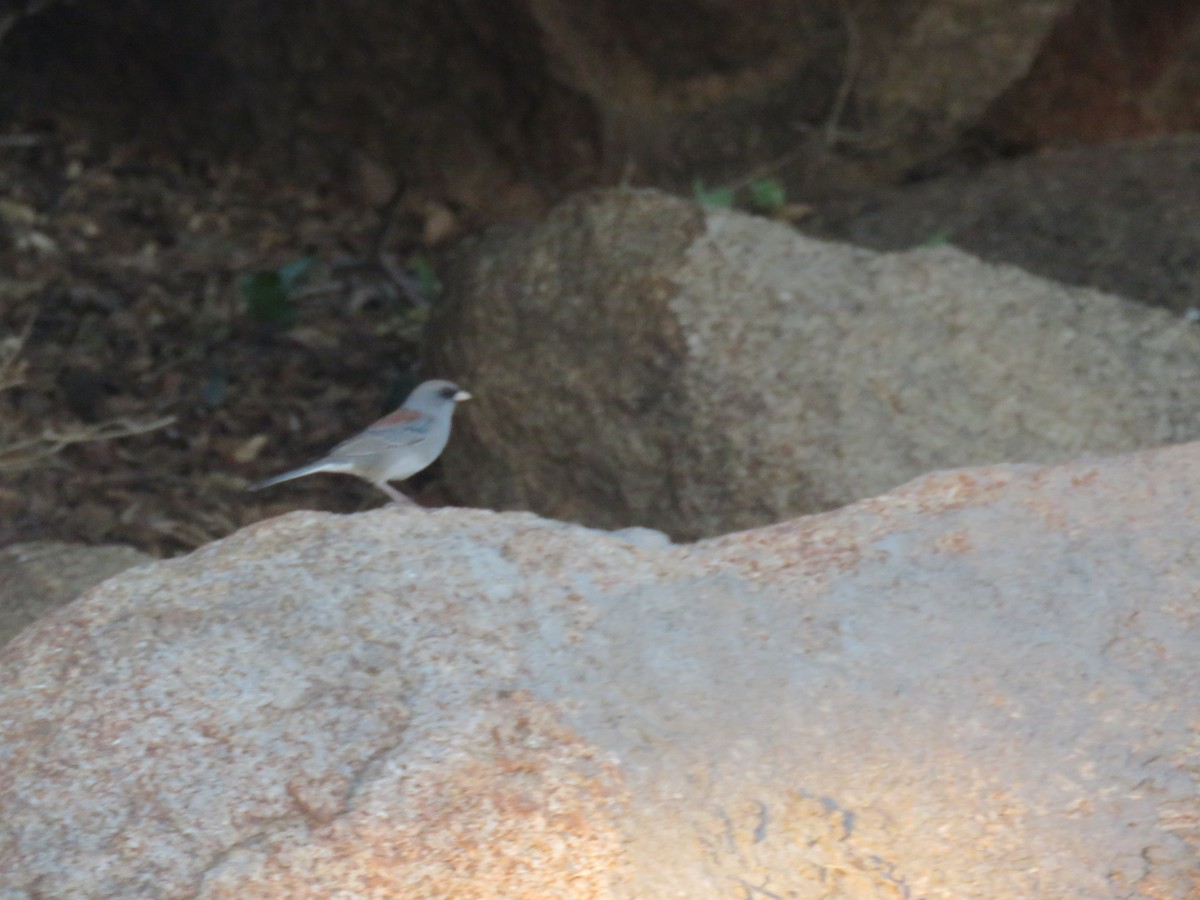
[{"left": 376, "top": 481, "right": 419, "bottom": 506}]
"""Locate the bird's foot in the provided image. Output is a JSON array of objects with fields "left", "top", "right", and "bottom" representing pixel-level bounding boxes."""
[{"left": 378, "top": 482, "right": 421, "bottom": 507}]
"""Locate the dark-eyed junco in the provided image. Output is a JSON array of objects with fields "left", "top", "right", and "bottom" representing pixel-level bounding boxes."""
[{"left": 251, "top": 379, "right": 471, "bottom": 504}]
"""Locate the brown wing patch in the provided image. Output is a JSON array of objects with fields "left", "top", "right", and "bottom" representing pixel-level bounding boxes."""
[{"left": 371, "top": 407, "right": 423, "bottom": 428}]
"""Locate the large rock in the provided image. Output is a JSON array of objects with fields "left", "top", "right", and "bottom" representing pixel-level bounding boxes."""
[
  {"left": 3, "top": 444, "right": 1200, "bottom": 897},
  {"left": 523, "top": 0, "right": 1073, "bottom": 188},
  {"left": 984, "top": 1, "right": 1200, "bottom": 145},
  {"left": 0, "top": 0, "right": 1071, "bottom": 203},
  {"left": 0, "top": 540, "right": 154, "bottom": 646},
  {"left": 428, "top": 188, "right": 1200, "bottom": 539},
  {"left": 804, "top": 136, "right": 1200, "bottom": 313}
]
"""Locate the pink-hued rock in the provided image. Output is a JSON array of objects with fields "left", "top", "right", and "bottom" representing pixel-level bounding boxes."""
[{"left": 4, "top": 444, "right": 1200, "bottom": 897}]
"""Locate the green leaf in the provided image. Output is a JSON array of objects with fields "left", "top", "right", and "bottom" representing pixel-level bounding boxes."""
[
  {"left": 277, "top": 255, "right": 317, "bottom": 292},
  {"left": 748, "top": 178, "right": 786, "bottom": 213},
  {"left": 408, "top": 253, "right": 441, "bottom": 300},
  {"left": 240, "top": 270, "right": 297, "bottom": 326},
  {"left": 693, "top": 178, "right": 735, "bottom": 209}
]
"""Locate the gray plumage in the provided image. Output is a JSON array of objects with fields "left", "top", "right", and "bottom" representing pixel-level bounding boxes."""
[{"left": 251, "top": 379, "right": 471, "bottom": 504}]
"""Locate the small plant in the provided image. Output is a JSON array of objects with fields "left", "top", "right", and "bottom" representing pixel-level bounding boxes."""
[
  {"left": 407, "top": 253, "right": 441, "bottom": 301},
  {"left": 693, "top": 178, "right": 736, "bottom": 209},
  {"left": 693, "top": 177, "right": 788, "bottom": 217},
  {"left": 239, "top": 256, "right": 318, "bottom": 326},
  {"left": 747, "top": 178, "right": 787, "bottom": 215}
]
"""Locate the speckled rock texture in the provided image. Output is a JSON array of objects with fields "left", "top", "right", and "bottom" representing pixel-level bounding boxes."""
[
  {"left": 428, "top": 188, "right": 1200, "bottom": 540},
  {"left": 3, "top": 444, "right": 1200, "bottom": 898}
]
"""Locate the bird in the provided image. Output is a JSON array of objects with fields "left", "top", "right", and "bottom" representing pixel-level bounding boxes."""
[{"left": 251, "top": 379, "right": 471, "bottom": 505}]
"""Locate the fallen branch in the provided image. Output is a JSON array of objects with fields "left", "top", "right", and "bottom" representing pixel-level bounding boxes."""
[{"left": 0, "top": 414, "right": 177, "bottom": 471}]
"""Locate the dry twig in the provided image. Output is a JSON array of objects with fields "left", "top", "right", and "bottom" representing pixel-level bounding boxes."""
[
  {"left": 0, "top": 415, "right": 178, "bottom": 471},
  {"left": 0, "top": 317, "right": 176, "bottom": 471},
  {"left": 0, "top": 314, "right": 34, "bottom": 393}
]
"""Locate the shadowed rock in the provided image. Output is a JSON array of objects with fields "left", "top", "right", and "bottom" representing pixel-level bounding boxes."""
[
  {"left": 0, "top": 540, "right": 153, "bottom": 646},
  {"left": 804, "top": 136, "right": 1200, "bottom": 314}
]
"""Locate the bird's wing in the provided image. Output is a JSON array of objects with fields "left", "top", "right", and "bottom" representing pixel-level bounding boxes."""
[
  {"left": 371, "top": 407, "right": 426, "bottom": 429},
  {"left": 326, "top": 408, "right": 433, "bottom": 463}
]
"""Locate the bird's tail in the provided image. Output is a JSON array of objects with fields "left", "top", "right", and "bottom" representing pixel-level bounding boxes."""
[{"left": 250, "top": 460, "right": 345, "bottom": 492}]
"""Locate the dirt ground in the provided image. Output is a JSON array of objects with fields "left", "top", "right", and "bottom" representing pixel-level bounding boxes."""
[{"left": 0, "top": 120, "right": 481, "bottom": 558}]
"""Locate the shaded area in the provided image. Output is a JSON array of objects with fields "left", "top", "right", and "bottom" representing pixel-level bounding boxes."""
[
  {"left": 802, "top": 137, "right": 1200, "bottom": 314},
  {"left": 2, "top": 1, "right": 1200, "bottom": 558},
  {"left": 0, "top": 128, "right": 445, "bottom": 556}
]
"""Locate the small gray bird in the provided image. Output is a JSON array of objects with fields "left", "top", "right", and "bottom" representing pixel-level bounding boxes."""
[{"left": 251, "top": 379, "right": 471, "bottom": 504}]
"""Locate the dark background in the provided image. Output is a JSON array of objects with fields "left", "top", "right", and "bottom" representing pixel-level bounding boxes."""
[{"left": 1, "top": 0, "right": 1198, "bottom": 555}]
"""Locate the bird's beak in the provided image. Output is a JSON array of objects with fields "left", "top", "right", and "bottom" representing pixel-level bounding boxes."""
[{"left": 453, "top": 390, "right": 472, "bottom": 403}]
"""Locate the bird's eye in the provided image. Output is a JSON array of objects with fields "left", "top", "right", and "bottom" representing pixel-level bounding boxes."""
[{"left": 439, "top": 386, "right": 457, "bottom": 400}]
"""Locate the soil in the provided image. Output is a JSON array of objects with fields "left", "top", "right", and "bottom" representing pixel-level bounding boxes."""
[{"left": 0, "top": 120, "right": 484, "bottom": 558}]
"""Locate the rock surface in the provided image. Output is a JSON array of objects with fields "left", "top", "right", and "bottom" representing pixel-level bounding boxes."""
[
  {"left": 984, "top": 1, "right": 1200, "bottom": 145},
  {"left": 804, "top": 136, "right": 1200, "bottom": 313},
  {"left": 3, "top": 444, "right": 1200, "bottom": 897},
  {"left": 0, "top": 0, "right": 1072, "bottom": 201},
  {"left": 0, "top": 540, "right": 154, "bottom": 646},
  {"left": 525, "top": 0, "right": 1072, "bottom": 186},
  {"left": 429, "top": 188, "right": 1200, "bottom": 539}
]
